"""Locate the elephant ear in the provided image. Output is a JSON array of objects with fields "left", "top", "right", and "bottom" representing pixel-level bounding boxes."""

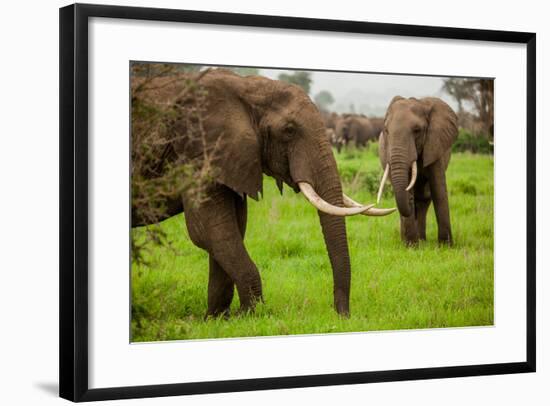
[
  {"left": 421, "top": 97, "right": 458, "bottom": 168},
  {"left": 211, "top": 109, "right": 263, "bottom": 200},
  {"left": 197, "top": 75, "right": 263, "bottom": 200}
]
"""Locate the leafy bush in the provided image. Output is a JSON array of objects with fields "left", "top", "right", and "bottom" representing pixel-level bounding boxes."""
[
  {"left": 453, "top": 128, "right": 493, "bottom": 154},
  {"left": 353, "top": 169, "right": 392, "bottom": 197},
  {"left": 131, "top": 63, "right": 215, "bottom": 264}
]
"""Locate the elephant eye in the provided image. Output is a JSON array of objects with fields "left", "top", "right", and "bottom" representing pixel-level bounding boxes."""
[{"left": 284, "top": 123, "right": 297, "bottom": 136}]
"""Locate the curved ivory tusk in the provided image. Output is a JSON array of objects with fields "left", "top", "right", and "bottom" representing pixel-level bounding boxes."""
[
  {"left": 405, "top": 161, "right": 418, "bottom": 192},
  {"left": 377, "top": 163, "right": 390, "bottom": 204},
  {"left": 361, "top": 207, "right": 397, "bottom": 216},
  {"left": 343, "top": 193, "right": 397, "bottom": 217},
  {"left": 298, "top": 182, "right": 371, "bottom": 217},
  {"left": 342, "top": 194, "right": 375, "bottom": 211}
]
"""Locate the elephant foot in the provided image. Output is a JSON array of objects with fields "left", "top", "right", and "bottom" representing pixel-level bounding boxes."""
[
  {"left": 334, "top": 291, "right": 350, "bottom": 317},
  {"left": 437, "top": 230, "right": 453, "bottom": 246},
  {"left": 401, "top": 229, "right": 419, "bottom": 246},
  {"left": 234, "top": 293, "right": 263, "bottom": 317},
  {"left": 234, "top": 305, "right": 257, "bottom": 318},
  {"left": 438, "top": 237, "right": 453, "bottom": 246},
  {"left": 204, "top": 308, "right": 232, "bottom": 321},
  {"left": 336, "top": 307, "right": 350, "bottom": 318}
]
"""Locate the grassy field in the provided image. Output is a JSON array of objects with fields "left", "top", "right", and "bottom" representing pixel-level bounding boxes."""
[{"left": 131, "top": 145, "right": 494, "bottom": 342}]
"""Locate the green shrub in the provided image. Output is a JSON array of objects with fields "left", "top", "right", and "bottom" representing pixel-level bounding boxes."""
[
  {"left": 339, "top": 166, "right": 392, "bottom": 198},
  {"left": 131, "top": 63, "right": 215, "bottom": 264},
  {"left": 369, "top": 142, "right": 379, "bottom": 157},
  {"left": 452, "top": 179, "right": 478, "bottom": 196},
  {"left": 453, "top": 129, "right": 493, "bottom": 154}
]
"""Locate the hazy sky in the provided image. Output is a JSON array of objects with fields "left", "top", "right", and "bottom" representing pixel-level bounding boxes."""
[{"left": 260, "top": 68, "right": 456, "bottom": 117}]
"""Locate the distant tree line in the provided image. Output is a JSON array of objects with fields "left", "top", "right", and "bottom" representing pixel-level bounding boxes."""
[
  {"left": 278, "top": 71, "right": 312, "bottom": 94},
  {"left": 442, "top": 78, "right": 494, "bottom": 142}
]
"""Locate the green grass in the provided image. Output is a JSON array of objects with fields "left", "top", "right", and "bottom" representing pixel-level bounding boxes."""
[{"left": 131, "top": 146, "right": 494, "bottom": 342}]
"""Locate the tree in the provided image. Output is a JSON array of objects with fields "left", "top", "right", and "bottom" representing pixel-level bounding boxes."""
[
  {"left": 174, "top": 64, "right": 202, "bottom": 73},
  {"left": 314, "top": 90, "right": 335, "bottom": 111},
  {"left": 471, "top": 79, "right": 494, "bottom": 141},
  {"left": 130, "top": 63, "right": 215, "bottom": 264},
  {"left": 277, "top": 71, "right": 312, "bottom": 94},
  {"left": 230, "top": 67, "right": 260, "bottom": 76},
  {"left": 441, "top": 78, "right": 494, "bottom": 141},
  {"left": 441, "top": 78, "right": 470, "bottom": 115}
]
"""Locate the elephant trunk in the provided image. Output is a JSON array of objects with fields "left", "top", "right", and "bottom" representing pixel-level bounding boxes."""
[
  {"left": 390, "top": 158, "right": 413, "bottom": 218},
  {"left": 316, "top": 175, "right": 351, "bottom": 316},
  {"left": 290, "top": 136, "right": 351, "bottom": 316}
]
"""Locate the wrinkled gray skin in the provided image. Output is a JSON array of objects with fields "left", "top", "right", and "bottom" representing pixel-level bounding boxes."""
[{"left": 380, "top": 96, "right": 458, "bottom": 245}]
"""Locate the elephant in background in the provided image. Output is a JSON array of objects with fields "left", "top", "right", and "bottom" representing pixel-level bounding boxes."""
[
  {"left": 378, "top": 96, "right": 458, "bottom": 246},
  {"left": 322, "top": 112, "right": 346, "bottom": 152},
  {"left": 322, "top": 111, "right": 340, "bottom": 130},
  {"left": 335, "top": 114, "right": 377, "bottom": 149},
  {"left": 368, "top": 117, "right": 384, "bottom": 141},
  {"left": 132, "top": 68, "right": 394, "bottom": 318},
  {"left": 325, "top": 127, "right": 345, "bottom": 153}
]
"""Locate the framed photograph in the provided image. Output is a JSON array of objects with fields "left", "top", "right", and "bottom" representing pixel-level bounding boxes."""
[{"left": 59, "top": 3, "right": 536, "bottom": 402}]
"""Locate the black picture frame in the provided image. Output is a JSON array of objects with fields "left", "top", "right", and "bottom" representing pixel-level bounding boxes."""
[{"left": 59, "top": 3, "right": 536, "bottom": 402}]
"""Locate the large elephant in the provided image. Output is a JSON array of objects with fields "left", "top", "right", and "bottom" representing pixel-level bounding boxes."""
[
  {"left": 335, "top": 114, "right": 376, "bottom": 149},
  {"left": 132, "top": 68, "right": 394, "bottom": 317},
  {"left": 378, "top": 96, "right": 458, "bottom": 245}
]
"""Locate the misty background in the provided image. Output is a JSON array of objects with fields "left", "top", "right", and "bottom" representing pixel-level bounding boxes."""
[
  {"left": 261, "top": 68, "right": 456, "bottom": 116},
  {"left": 135, "top": 62, "right": 494, "bottom": 144}
]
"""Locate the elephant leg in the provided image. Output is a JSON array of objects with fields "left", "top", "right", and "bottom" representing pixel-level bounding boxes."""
[
  {"left": 184, "top": 186, "right": 262, "bottom": 314},
  {"left": 400, "top": 195, "right": 419, "bottom": 245},
  {"left": 415, "top": 198, "right": 431, "bottom": 241},
  {"left": 206, "top": 257, "right": 234, "bottom": 318},
  {"left": 400, "top": 216, "right": 419, "bottom": 246},
  {"left": 235, "top": 194, "right": 248, "bottom": 241},
  {"left": 205, "top": 195, "right": 247, "bottom": 318},
  {"left": 415, "top": 180, "right": 431, "bottom": 241},
  {"left": 427, "top": 160, "right": 453, "bottom": 245}
]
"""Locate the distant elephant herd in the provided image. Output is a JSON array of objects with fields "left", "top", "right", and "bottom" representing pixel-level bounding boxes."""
[
  {"left": 132, "top": 68, "right": 458, "bottom": 318},
  {"left": 323, "top": 112, "right": 384, "bottom": 152}
]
